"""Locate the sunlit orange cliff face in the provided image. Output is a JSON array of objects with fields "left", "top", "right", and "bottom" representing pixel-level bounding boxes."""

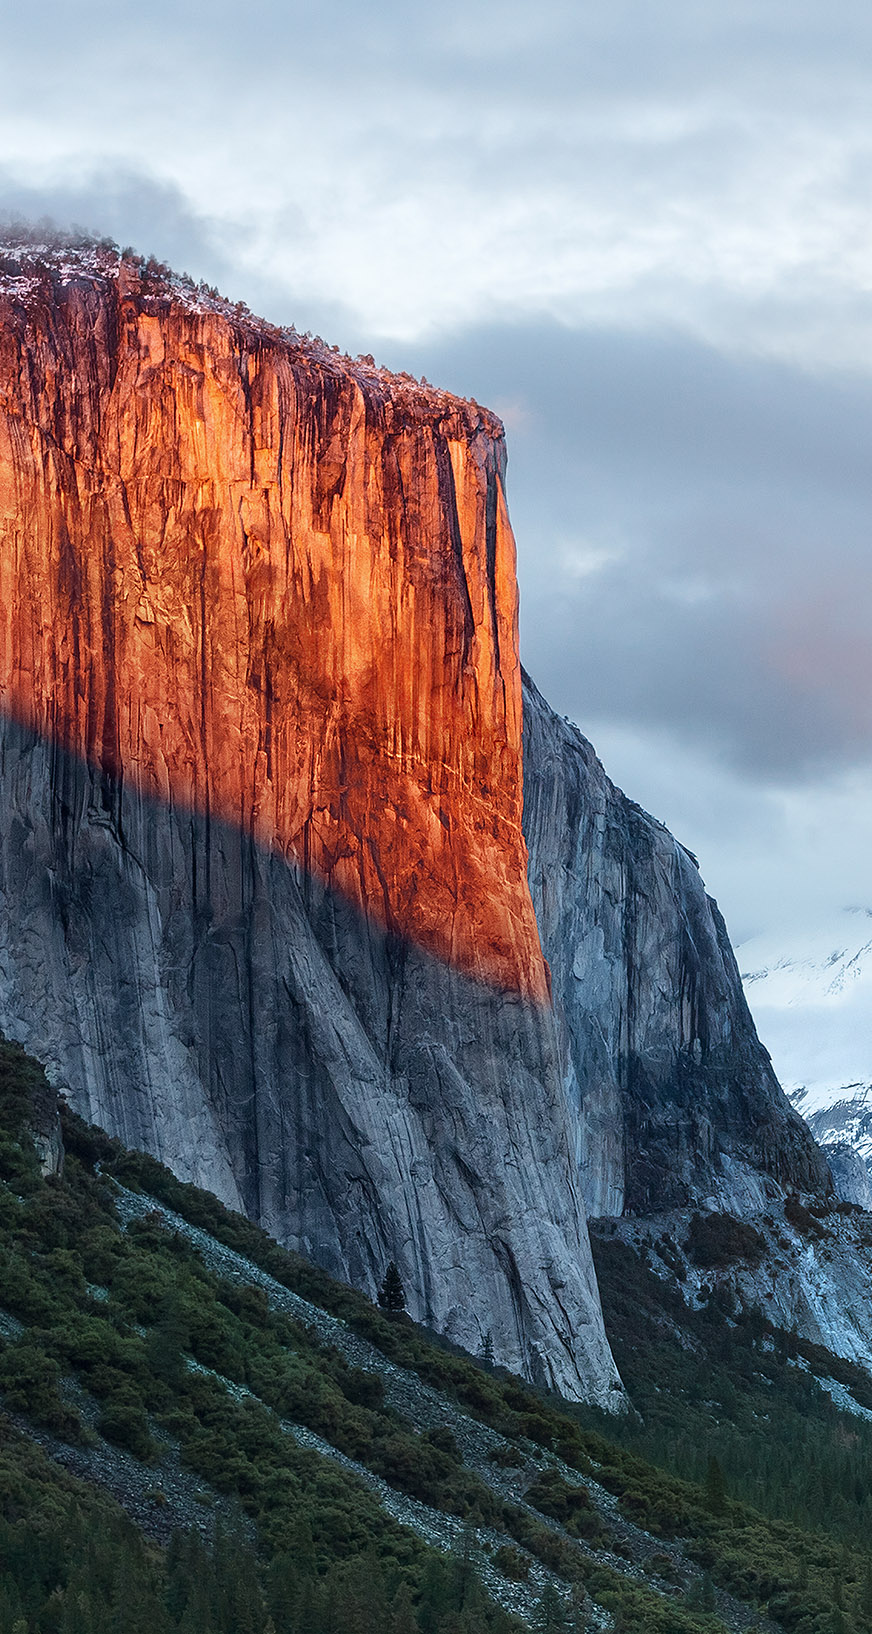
[{"left": 0, "top": 247, "right": 549, "bottom": 1001}]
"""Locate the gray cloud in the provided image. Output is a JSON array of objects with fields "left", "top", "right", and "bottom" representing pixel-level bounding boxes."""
[
  {"left": 0, "top": 165, "right": 362, "bottom": 347},
  {"left": 4, "top": 4, "right": 872, "bottom": 1073},
  {"left": 5, "top": 3, "right": 872, "bottom": 351},
  {"left": 0, "top": 169, "right": 223, "bottom": 284},
  {"left": 376, "top": 322, "right": 872, "bottom": 781}
]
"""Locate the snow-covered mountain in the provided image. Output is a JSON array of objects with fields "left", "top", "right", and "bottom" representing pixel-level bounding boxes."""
[{"left": 739, "top": 907, "right": 872, "bottom": 1202}]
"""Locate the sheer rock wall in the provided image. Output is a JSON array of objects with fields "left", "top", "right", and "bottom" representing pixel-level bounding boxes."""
[
  {"left": 0, "top": 241, "right": 829, "bottom": 1403},
  {"left": 0, "top": 243, "right": 617, "bottom": 1403}
]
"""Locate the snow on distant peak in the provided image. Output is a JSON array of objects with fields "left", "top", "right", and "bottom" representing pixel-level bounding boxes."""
[
  {"left": 739, "top": 906, "right": 872, "bottom": 1002},
  {"left": 738, "top": 907, "right": 872, "bottom": 1129}
]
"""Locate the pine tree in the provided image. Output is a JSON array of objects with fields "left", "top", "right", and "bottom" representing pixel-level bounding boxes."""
[
  {"left": 144, "top": 1292, "right": 189, "bottom": 1387},
  {"left": 295, "top": 1575, "right": 324, "bottom": 1634},
  {"left": 266, "top": 1551, "right": 300, "bottom": 1629},
  {"left": 534, "top": 1581, "right": 569, "bottom": 1634},
  {"left": 705, "top": 1454, "right": 726, "bottom": 1515},
  {"left": 288, "top": 1515, "right": 317, "bottom": 1579},
  {"left": 329, "top": 1554, "right": 389, "bottom": 1634},
  {"left": 165, "top": 1530, "right": 190, "bottom": 1622},
  {"left": 450, "top": 1523, "right": 477, "bottom": 1612},
  {"left": 389, "top": 1581, "right": 418, "bottom": 1634},
  {"left": 377, "top": 1261, "right": 406, "bottom": 1313},
  {"left": 833, "top": 1564, "right": 845, "bottom": 1611},
  {"left": 417, "top": 1555, "right": 452, "bottom": 1634},
  {"left": 686, "top": 1572, "right": 716, "bottom": 1613},
  {"left": 479, "top": 1331, "right": 495, "bottom": 1368},
  {"left": 568, "top": 1583, "right": 590, "bottom": 1634}
]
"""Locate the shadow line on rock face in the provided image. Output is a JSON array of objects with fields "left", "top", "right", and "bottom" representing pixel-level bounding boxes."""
[
  {"left": 0, "top": 253, "right": 548, "bottom": 1008},
  {"left": 0, "top": 710, "right": 620, "bottom": 1403},
  {"left": 0, "top": 688, "right": 551, "bottom": 1007}
]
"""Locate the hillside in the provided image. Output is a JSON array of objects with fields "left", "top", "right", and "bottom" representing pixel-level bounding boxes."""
[{"left": 1, "top": 1038, "right": 871, "bottom": 1634}]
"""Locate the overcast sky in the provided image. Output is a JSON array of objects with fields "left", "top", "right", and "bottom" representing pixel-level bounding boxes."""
[{"left": 3, "top": 0, "right": 871, "bottom": 1091}]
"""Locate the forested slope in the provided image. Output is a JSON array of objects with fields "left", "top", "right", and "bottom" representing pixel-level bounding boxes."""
[{"left": 0, "top": 1039, "right": 869, "bottom": 1632}]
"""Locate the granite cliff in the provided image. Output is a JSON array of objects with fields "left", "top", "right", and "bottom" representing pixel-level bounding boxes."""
[
  {"left": 0, "top": 238, "right": 614, "bottom": 1403},
  {"left": 0, "top": 237, "right": 827, "bottom": 1401},
  {"left": 522, "top": 676, "right": 828, "bottom": 1218}
]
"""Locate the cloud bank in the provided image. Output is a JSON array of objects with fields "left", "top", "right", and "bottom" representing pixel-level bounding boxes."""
[{"left": 3, "top": 0, "right": 872, "bottom": 1084}]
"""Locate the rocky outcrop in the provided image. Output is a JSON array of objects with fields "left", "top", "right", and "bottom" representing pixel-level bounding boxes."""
[
  {"left": 821, "top": 1143, "right": 872, "bottom": 1211},
  {"left": 0, "top": 239, "right": 618, "bottom": 1404},
  {"left": 522, "top": 674, "right": 829, "bottom": 1217},
  {"left": 599, "top": 1204, "right": 872, "bottom": 1396}
]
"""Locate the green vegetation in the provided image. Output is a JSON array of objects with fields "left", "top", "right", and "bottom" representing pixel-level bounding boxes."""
[
  {"left": 0, "top": 1423, "right": 502, "bottom": 1634},
  {"left": 0, "top": 1042, "right": 518, "bottom": 1634},
  {"left": 522, "top": 1472, "right": 603, "bottom": 1543},
  {"left": 0, "top": 1036, "right": 871, "bottom": 1632},
  {"left": 684, "top": 1212, "right": 766, "bottom": 1269},
  {"left": 579, "top": 1228, "right": 872, "bottom": 1630},
  {"left": 586, "top": 1229, "right": 872, "bottom": 1546}
]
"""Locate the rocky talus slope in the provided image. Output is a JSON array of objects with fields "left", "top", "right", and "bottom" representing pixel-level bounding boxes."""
[{"left": 6, "top": 1075, "right": 869, "bottom": 1634}]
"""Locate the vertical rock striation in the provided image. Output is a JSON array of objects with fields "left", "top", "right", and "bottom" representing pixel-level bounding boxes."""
[
  {"left": 0, "top": 244, "right": 545, "bottom": 1001},
  {"left": 522, "top": 672, "right": 829, "bottom": 1217},
  {"left": 0, "top": 240, "right": 618, "bottom": 1403}
]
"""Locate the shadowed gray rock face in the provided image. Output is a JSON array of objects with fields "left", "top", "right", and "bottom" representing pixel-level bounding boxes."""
[
  {"left": 0, "top": 679, "right": 832, "bottom": 1401},
  {"left": 522, "top": 673, "right": 829, "bottom": 1218},
  {"left": 821, "top": 1143, "right": 872, "bottom": 1211},
  {"left": 0, "top": 714, "right": 621, "bottom": 1406}
]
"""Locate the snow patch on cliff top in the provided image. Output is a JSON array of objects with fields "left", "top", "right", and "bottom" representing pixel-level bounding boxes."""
[{"left": 0, "top": 234, "right": 495, "bottom": 430}]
